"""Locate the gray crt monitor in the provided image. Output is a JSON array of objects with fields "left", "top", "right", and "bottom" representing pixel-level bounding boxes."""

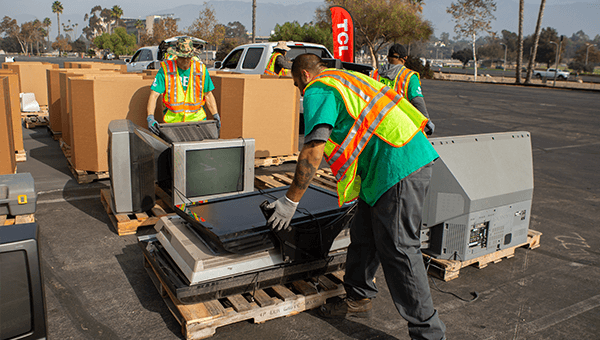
[{"left": 171, "top": 139, "right": 255, "bottom": 206}]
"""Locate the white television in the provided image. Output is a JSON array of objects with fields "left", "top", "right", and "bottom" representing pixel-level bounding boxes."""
[{"left": 170, "top": 139, "right": 255, "bottom": 207}]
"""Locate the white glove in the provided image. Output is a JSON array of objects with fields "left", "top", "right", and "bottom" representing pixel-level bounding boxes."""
[{"left": 267, "top": 195, "right": 298, "bottom": 231}]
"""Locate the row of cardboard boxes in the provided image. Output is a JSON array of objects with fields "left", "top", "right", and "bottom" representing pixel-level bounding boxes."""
[{"left": 1, "top": 60, "right": 301, "bottom": 176}]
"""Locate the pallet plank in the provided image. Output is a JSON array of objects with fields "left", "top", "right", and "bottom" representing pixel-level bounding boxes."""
[
  {"left": 291, "top": 280, "right": 318, "bottom": 296},
  {"left": 271, "top": 285, "right": 296, "bottom": 301},
  {"left": 226, "top": 295, "right": 253, "bottom": 313},
  {"left": 252, "top": 290, "right": 275, "bottom": 307}
]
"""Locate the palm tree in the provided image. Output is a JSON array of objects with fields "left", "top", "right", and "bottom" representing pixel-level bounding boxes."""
[
  {"left": 515, "top": 0, "right": 524, "bottom": 83},
  {"left": 525, "top": 0, "right": 547, "bottom": 84},
  {"left": 43, "top": 17, "right": 52, "bottom": 45},
  {"left": 51, "top": 1, "right": 63, "bottom": 38},
  {"left": 135, "top": 19, "right": 145, "bottom": 45},
  {"left": 110, "top": 5, "right": 123, "bottom": 34}
]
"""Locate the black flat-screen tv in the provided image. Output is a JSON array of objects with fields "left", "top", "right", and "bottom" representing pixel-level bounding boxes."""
[{"left": 0, "top": 222, "right": 47, "bottom": 340}]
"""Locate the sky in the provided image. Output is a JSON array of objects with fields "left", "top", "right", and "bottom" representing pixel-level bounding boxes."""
[{"left": 1, "top": 0, "right": 598, "bottom": 40}]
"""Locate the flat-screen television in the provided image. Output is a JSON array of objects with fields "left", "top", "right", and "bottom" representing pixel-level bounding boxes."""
[
  {"left": 170, "top": 139, "right": 255, "bottom": 206},
  {"left": 0, "top": 222, "right": 47, "bottom": 340}
]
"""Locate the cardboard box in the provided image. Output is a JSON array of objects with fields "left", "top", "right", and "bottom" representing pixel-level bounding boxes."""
[
  {"left": 68, "top": 74, "right": 159, "bottom": 172},
  {"left": 2, "top": 62, "right": 58, "bottom": 106},
  {"left": 65, "top": 62, "right": 126, "bottom": 72},
  {"left": 0, "top": 71, "right": 24, "bottom": 152},
  {"left": 48, "top": 69, "right": 120, "bottom": 135},
  {"left": 58, "top": 69, "right": 123, "bottom": 146},
  {"left": 211, "top": 73, "right": 300, "bottom": 158},
  {"left": 0, "top": 77, "right": 16, "bottom": 174}
]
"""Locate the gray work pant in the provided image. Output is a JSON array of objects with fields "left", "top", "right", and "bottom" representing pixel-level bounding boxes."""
[{"left": 344, "top": 162, "right": 446, "bottom": 340}]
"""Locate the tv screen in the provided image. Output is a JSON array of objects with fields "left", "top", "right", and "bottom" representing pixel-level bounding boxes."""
[
  {"left": 0, "top": 222, "right": 46, "bottom": 340},
  {"left": 0, "top": 250, "right": 33, "bottom": 339},
  {"left": 186, "top": 147, "right": 244, "bottom": 197},
  {"left": 171, "top": 139, "right": 255, "bottom": 206}
]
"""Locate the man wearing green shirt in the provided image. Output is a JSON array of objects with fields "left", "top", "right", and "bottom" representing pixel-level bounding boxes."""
[
  {"left": 374, "top": 44, "right": 435, "bottom": 135},
  {"left": 146, "top": 37, "right": 220, "bottom": 135},
  {"left": 267, "top": 54, "right": 445, "bottom": 340}
]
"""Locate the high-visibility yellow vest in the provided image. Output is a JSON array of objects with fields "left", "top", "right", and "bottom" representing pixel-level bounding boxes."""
[
  {"left": 372, "top": 65, "right": 419, "bottom": 98},
  {"left": 264, "top": 52, "right": 289, "bottom": 76},
  {"left": 306, "top": 69, "right": 429, "bottom": 206},
  {"left": 161, "top": 59, "right": 207, "bottom": 123}
]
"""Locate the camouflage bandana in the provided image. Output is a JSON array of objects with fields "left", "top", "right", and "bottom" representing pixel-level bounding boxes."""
[{"left": 167, "top": 37, "right": 199, "bottom": 58}]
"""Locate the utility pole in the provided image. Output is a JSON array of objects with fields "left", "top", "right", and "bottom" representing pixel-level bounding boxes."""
[
  {"left": 552, "top": 36, "right": 563, "bottom": 86},
  {"left": 500, "top": 42, "right": 507, "bottom": 72},
  {"left": 252, "top": 0, "right": 256, "bottom": 43}
]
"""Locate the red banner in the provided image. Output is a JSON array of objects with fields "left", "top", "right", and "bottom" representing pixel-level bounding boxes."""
[{"left": 330, "top": 6, "right": 354, "bottom": 63}]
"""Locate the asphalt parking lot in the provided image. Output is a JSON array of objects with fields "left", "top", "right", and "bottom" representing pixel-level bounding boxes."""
[{"left": 16, "top": 79, "right": 600, "bottom": 340}]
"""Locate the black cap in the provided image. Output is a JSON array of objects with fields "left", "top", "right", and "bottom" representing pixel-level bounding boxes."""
[{"left": 388, "top": 44, "right": 408, "bottom": 59}]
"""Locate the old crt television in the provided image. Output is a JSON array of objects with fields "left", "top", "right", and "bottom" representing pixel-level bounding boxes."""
[
  {"left": 0, "top": 222, "right": 47, "bottom": 340},
  {"left": 169, "top": 139, "right": 255, "bottom": 206}
]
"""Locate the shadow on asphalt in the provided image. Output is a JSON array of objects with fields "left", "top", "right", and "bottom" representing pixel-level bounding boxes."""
[{"left": 116, "top": 243, "right": 184, "bottom": 339}]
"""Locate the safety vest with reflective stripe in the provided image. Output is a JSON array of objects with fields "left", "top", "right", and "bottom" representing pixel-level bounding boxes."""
[
  {"left": 372, "top": 66, "right": 419, "bottom": 98},
  {"left": 161, "top": 59, "right": 207, "bottom": 123},
  {"left": 264, "top": 52, "right": 288, "bottom": 76},
  {"left": 306, "top": 69, "right": 429, "bottom": 206}
]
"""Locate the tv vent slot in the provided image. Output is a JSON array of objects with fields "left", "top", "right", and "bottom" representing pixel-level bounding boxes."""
[{"left": 444, "top": 223, "right": 466, "bottom": 255}]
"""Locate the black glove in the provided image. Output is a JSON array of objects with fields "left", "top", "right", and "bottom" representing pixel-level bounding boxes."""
[{"left": 147, "top": 115, "right": 160, "bottom": 136}]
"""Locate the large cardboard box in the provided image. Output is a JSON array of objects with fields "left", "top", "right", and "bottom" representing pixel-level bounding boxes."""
[
  {"left": 211, "top": 74, "right": 300, "bottom": 158},
  {"left": 48, "top": 69, "right": 120, "bottom": 136},
  {"left": 2, "top": 62, "right": 58, "bottom": 106},
  {"left": 0, "top": 70, "right": 24, "bottom": 153},
  {"left": 65, "top": 62, "right": 126, "bottom": 72},
  {"left": 58, "top": 69, "right": 122, "bottom": 145},
  {"left": 68, "top": 74, "right": 158, "bottom": 172},
  {"left": 0, "top": 77, "right": 16, "bottom": 175}
]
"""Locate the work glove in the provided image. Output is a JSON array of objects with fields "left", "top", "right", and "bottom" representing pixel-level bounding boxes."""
[
  {"left": 267, "top": 195, "right": 299, "bottom": 231},
  {"left": 425, "top": 120, "right": 435, "bottom": 136},
  {"left": 147, "top": 115, "right": 160, "bottom": 136},
  {"left": 213, "top": 113, "right": 221, "bottom": 137}
]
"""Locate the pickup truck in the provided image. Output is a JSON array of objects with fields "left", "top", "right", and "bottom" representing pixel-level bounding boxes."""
[
  {"left": 532, "top": 68, "right": 570, "bottom": 80},
  {"left": 125, "top": 36, "right": 206, "bottom": 73},
  {"left": 211, "top": 41, "right": 373, "bottom": 76}
]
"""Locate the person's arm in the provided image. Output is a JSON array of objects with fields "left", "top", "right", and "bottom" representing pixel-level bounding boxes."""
[
  {"left": 204, "top": 91, "right": 218, "bottom": 117},
  {"left": 286, "top": 140, "right": 326, "bottom": 202},
  {"left": 147, "top": 90, "right": 161, "bottom": 118},
  {"left": 267, "top": 140, "right": 326, "bottom": 231},
  {"left": 276, "top": 55, "right": 293, "bottom": 70}
]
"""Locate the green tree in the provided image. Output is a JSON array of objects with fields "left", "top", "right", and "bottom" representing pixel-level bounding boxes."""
[
  {"left": 82, "top": 6, "right": 113, "bottom": 40},
  {"left": 447, "top": 0, "right": 497, "bottom": 81},
  {"left": 109, "top": 5, "right": 124, "bottom": 34},
  {"left": 51, "top": 1, "right": 63, "bottom": 38},
  {"left": 93, "top": 27, "right": 136, "bottom": 56},
  {"left": 316, "top": 0, "right": 432, "bottom": 68},
  {"left": 0, "top": 16, "right": 44, "bottom": 54},
  {"left": 452, "top": 48, "right": 473, "bottom": 67},
  {"left": 270, "top": 21, "right": 333, "bottom": 53}
]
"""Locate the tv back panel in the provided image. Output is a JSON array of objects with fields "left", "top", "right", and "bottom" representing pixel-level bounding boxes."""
[
  {"left": 158, "top": 120, "right": 219, "bottom": 144},
  {"left": 171, "top": 138, "right": 255, "bottom": 207},
  {"left": 108, "top": 120, "right": 169, "bottom": 214},
  {"left": 421, "top": 131, "right": 534, "bottom": 261}
]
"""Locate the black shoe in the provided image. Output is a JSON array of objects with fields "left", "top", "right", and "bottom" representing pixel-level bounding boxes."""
[{"left": 318, "top": 297, "right": 373, "bottom": 319}]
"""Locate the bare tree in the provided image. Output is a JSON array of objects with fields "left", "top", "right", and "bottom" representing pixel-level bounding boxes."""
[
  {"left": 188, "top": 2, "right": 225, "bottom": 54},
  {"left": 525, "top": 0, "right": 546, "bottom": 84},
  {"left": 447, "top": 0, "right": 497, "bottom": 82}
]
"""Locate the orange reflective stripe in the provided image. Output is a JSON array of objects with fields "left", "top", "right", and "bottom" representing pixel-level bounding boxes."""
[
  {"left": 163, "top": 60, "right": 205, "bottom": 114},
  {"left": 393, "top": 66, "right": 417, "bottom": 97},
  {"left": 265, "top": 52, "right": 284, "bottom": 76}
]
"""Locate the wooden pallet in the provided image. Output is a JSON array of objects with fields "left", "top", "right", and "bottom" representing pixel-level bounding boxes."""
[
  {"left": 67, "top": 160, "right": 110, "bottom": 184},
  {"left": 100, "top": 189, "right": 173, "bottom": 236},
  {"left": 424, "top": 229, "right": 543, "bottom": 282},
  {"left": 254, "top": 168, "right": 337, "bottom": 193},
  {"left": 22, "top": 114, "right": 49, "bottom": 129},
  {"left": 254, "top": 153, "right": 299, "bottom": 168},
  {"left": 47, "top": 126, "right": 62, "bottom": 141},
  {"left": 59, "top": 139, "right": 71, "bottom": 158},
  {"left": 144, "top": 252, "right": 346, "bottom": 340},
  {"left": 15, "top": 149, "right": 26, "bottom": 162},
  {"left": 1, "top": 213, "right": 35, "bottom": 226}
]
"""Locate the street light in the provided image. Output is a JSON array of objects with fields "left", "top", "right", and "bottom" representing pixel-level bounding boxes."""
[
  {"left": 586, "top": 43, "right": 597, "bottom": 65},
  {"left": 499, "top": 42, "right": 507, "bottom": 71}
]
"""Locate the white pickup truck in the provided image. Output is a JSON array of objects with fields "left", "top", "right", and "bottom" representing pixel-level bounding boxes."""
[
  {"left": 532, "top": 68, "right": 570, "bottom": 80},
  {"left": 211, "top": 41, "right": 372, "bottom": 75}
]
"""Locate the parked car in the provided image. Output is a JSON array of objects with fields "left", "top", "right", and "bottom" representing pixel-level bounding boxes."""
[
  {"left": 211, "top": 41, "right": 373, "bottom": 76},
  {"left": 532, "top": 68, "right": 570, "bottom": 80},
  {"left": 125, "top": 36, "right": 206, "bottom": 73},
  {"left": 102, "top": 49, "right": 116, "bottom": 60}
]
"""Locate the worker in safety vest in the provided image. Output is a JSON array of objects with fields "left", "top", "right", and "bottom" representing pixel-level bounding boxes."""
[
  {"left": 146, "top": 37, "right": 220, "bottom": 135},
  {"left": 267, "top": 54, "right": 446, "bottom": 340},
  {"left": 264, "top": 41, "right": 292, "bottom": 77},
  {"left": 372, "top": 44, "right": 435, "bottom": 135}
]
